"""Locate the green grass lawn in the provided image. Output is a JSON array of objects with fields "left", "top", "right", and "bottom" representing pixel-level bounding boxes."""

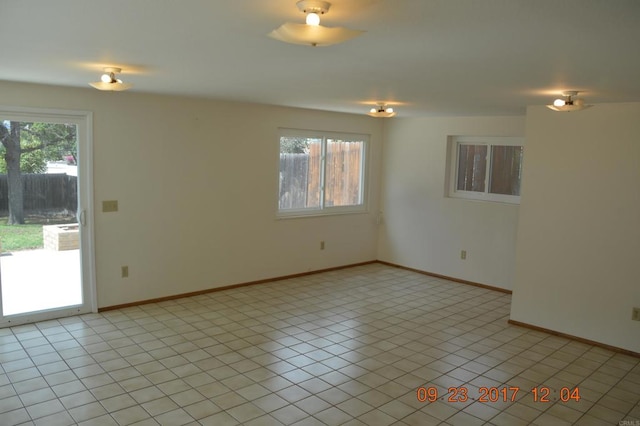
[{"left": 0, "top": 223, "right": 43, "bottom": 251}]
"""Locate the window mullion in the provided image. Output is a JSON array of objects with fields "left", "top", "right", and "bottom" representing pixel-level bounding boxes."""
[
  {"left": 485, "top": 144, "right": 491, "bottom": 195},
  {"left": 319, "top": 137, "right": 327, "bottom": 209},
  {"left": 455, "top": 143, "right": 462, "bottom": 191}
]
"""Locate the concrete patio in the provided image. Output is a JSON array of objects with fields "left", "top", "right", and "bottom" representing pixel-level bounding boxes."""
[{"left": 1, "top": 248, "right": 81, "bottom": 316}]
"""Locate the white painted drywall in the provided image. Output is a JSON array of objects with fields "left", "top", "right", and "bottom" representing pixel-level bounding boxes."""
[
  {"left": 511, "top": 103, "right": 640, "bottom": 353},
  {"left": 377, "top": 116, "right": 525, "bottom": 290},
  {"left": 0, "top": 81, "right": 383, "bottom": 308}
]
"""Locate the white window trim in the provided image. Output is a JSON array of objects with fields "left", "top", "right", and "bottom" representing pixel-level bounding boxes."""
[
  {"left": 448, "top": 136, "right": 524, "bottom": 204},
  {"left": 277, "top": 128, "right": 369, "bottom": 218}
]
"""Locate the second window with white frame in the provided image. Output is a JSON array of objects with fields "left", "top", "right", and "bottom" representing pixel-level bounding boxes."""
[
  {"left": 278, "top": 129, "right": 368, "bottom": 217},
  {"left": 448, "top": 136, "right": 524, "bottom": 204}
]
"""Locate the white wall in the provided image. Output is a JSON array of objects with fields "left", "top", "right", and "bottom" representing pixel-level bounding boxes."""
[
  {"left": 377, "top": 116, "right": 525, "bottom": 290},
  {"left": 511, "top": 103, "right": 640, "bottom": 353},
  {"left": 0, "top": 81, "right": 383, "bottom": 308}
]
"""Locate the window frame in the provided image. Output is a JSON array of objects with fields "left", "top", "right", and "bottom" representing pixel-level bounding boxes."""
[
  {"left": 448, "top": 136, "right": 524, "bottom": 204},
  {"left": 277, "top": 128, "right": 369, "bottom": 218}
]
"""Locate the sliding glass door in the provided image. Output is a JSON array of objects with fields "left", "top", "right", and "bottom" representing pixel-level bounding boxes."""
[{"left": 0, "top": 107, "right": 95, "bottom": 326}]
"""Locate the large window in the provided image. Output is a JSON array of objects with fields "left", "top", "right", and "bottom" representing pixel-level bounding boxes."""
[
  {"left": 278, "top": 129, "right": 367, "bottom": 216},
  {"left": 449, "top": 136, "right": 524, "bottom": 204}
]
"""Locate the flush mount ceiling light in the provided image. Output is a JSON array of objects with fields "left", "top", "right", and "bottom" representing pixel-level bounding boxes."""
[
  {"left": 89, "top": 67, "right": 132, "bottom": 91},
  {"left": 546, "top": 91, "right": 593, "bottom": 112},
  {"left": 367, "top": 103, "right": 396, "bottom": 118},
  {"left": 268, "top": 0, "right": 364, "bottom": 47}
]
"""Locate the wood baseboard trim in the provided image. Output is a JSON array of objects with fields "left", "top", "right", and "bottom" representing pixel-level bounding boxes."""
[
  {"left": 98, "top": 260, "right": 638, "bottom": 359},
  {"left": 375, "top": 260, "right": 512, "bottom": 294},
  {"left": 98, "top": 260, "right": 378, "bottom": 312},
  {"left": 508, "top": 319, "right": 640, "bottom": 359}
]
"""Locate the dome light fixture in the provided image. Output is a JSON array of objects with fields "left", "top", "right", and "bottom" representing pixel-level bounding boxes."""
[
  {"left": 89, "top": 67, "right": 132, "bottom": 91},
  {"left": 268, "top": 0, "right": 364, "bottom": 47},
  {"left": 367, "top": 103, "right": 396, "bottom": 118},
  {"left": 546, "top": 91, "right": 593, "bottom": 112}
]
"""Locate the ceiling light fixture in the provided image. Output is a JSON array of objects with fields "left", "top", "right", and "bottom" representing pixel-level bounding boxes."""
[
  {"left": 268, "top": 0, "right": 364, "bottom": 47},
  {"left": 546, "top": 91, "right": 592, "bottom": 112},
  {"left": 89, "top": 67, "right": 132, "bottom": 91},
  {"left": 367, "top": 103, "right": 396, "bottom": 118}
]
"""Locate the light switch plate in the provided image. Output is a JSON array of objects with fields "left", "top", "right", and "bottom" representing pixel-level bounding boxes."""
[{"left": 102, "top": 200, "right": 118, "bottom": 212}]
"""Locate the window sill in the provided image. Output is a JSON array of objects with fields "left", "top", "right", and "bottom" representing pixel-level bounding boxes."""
[
  {"left": 448, "top": 193, "right": 520, "bottom": 205},
  {"left": 276, "top": 208, "right": 368, "bottom": 220}
]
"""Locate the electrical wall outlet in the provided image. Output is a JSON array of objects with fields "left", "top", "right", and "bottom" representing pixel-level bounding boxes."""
[
  {"left": 632, "top": 307, "right": 640, "bottom": 321},
  {"left": 320, "top": 241, "right": 325, "bottom": 250},
  {"left": 461, "top": 250, "right": 467, "bottom": 260},
  {"left": 102, "top": 200, "right": 118, "bottom": 212},
  {"left": 121, "top": 266, "right": 129, "bottom": 278}
]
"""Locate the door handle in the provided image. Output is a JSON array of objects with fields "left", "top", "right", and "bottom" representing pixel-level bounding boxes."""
[{"left": 79, "top": 210, "right": 86, "bottom": 226}]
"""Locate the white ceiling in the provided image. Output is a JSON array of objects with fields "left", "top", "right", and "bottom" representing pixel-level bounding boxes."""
[{"left": 2, "top": 0, "right": 639, "bottom": 117}]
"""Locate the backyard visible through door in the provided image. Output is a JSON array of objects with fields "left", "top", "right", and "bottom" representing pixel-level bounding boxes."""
[
  {"left": 0, "top": 119, "right": 83, "bottom": 321},
  {"left": 0, "top": 217, "right": 81, "bottom": 315}
]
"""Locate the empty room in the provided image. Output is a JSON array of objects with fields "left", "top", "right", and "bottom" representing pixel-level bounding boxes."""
[{"left": 0, "top": 1, "right": 638, "bottom": 425}]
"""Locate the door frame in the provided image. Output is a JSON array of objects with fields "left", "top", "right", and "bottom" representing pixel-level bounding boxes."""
[{"left": 0, "top": 105, "right": 97, "bottom": 326}]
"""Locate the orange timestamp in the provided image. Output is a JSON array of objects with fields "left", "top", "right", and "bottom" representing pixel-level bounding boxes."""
[{"left": 417, "top": 386, "right": 581, "bottom": 403}]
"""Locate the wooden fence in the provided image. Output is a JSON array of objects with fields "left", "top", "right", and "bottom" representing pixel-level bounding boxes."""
[
  {"left": 279, "top": 142, "right": 362, "bottom": 210},
  {"left": 0, "top": 174, "right": 77, "bottom": 213}
]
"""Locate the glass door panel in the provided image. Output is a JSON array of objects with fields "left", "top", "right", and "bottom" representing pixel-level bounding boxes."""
[{"left": 0, "top": 111, "right": 94, "bottom": 326}]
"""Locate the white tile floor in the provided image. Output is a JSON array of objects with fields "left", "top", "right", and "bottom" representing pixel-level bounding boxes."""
[{"left": 0, "top": 263, "right": 638, "bottom": 425}]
